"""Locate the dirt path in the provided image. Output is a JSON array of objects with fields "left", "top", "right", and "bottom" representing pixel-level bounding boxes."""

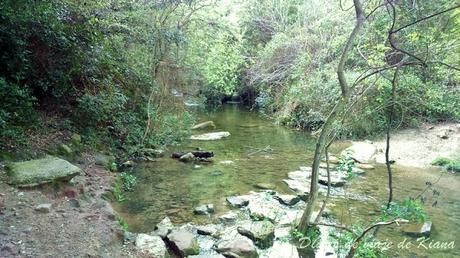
[
  {"left": 372, "top": 123, "right": 460, "bottom": 167},
  {"left": 0, "top": 155, "right": 137, "bottom": 257}
]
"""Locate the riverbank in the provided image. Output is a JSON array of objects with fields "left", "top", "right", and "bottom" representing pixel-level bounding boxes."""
[
  {"left": 372, "top": 123, "right": 460, "bottom": 168},
  {"left": 0, "top": 154, "right": 137, "bottom": 257}
]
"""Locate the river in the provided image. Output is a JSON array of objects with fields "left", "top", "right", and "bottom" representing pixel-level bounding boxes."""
[{"left": 113, "top": 105, "right": 460, "bottom": 257}]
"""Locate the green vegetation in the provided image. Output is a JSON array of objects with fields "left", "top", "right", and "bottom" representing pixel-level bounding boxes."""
[
  {"left": 117, "top": 216, "right": 129, "bottom": 231},
  {"left": 432, "top": 157, "right": 460, "bottom": 172},
  {"left": 330, "top": 226, "right": 386, "bottom": 258},
  {"left": 240, "top": 0, "right": 460, "bottom": 137},
  {"left": 381, "top": 199, "right": 427, "bottom": 223},
  {"left": 112, "top": 175, "right": 127, "bottom": 202},
  {"left": 337, "top": 152, "right": 356, "bottom": 180},
  {"left": 1, "top": 0, "right": 458, "bottom": 156},
  {"left": 120, "top": 172, "right": 137, "bottom": 192}
]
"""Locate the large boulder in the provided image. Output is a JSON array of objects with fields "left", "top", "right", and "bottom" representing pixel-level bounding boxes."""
[
  {"left": 166, "top": 229, "right": 199, "bottom": 256},
  {"left": 342, "top": 141, "right": 377, "bottom": 164},
  {"left": 135, "top": 234, "right": 168, "bottom": 257},
  {"left": 190, "top": 132, "right": 230, "bottom": 141},
  {"left": 7, "top": 156, "right": 81, "bottom": 187},
  {"left": 237, "top": 220, "right": 275, "bottom": 248},
  {"left": 216, "top": 235, "right": 258, "bottom": 258}
]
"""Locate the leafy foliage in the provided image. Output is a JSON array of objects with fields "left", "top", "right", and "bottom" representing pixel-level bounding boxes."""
[
  {"left": 431, "top": 157, "right": 460, "bottom": 172},
  {"left": 120, "top": 172, "right": 137, "bottom": 192},
  {"left": 329, "top": 225, "right": 386, "bottom": 258},
  {"left": 381, "top": 199, "right": 427, "bottom": 223},
  {"left": 337, "top": 152, "right": 357, "bottom": 180}
]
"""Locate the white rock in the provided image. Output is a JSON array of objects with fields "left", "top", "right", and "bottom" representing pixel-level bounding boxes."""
[
  {"left": 135, "top": 234, "right": 168, "bottom": 257},
  {"left": 342, "top": 141, "right": 377, "bottom": 164},
  {"left": 267, "top": 241, "right": 299, "bottom": 258},
  {"left": 190, "top": 132, "right": 230, "bottom": 140}
]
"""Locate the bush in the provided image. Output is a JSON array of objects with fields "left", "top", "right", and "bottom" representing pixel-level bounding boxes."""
[
  {"left": 381, "top": 199, "right": 427, "bottom": 223},
  {"left": 432, "top": 157, "right": 460, "bottom": 172}
]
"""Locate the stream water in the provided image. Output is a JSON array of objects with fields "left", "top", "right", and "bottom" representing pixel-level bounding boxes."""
[{"left": 113, "top": 105, "right": 460, "bottom": 257}]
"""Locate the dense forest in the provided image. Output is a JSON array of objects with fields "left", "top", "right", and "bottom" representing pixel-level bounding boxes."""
[
  {"left": 1, "top": 0, "right": 459, "bottom": 257},
  {"left": 1, "top": 0, "right": 458, "bottom": 155}
]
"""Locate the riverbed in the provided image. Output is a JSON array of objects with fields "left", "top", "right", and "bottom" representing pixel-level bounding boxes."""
[{"left": 113, "top": 105, "right": 460, "bottom": 257}]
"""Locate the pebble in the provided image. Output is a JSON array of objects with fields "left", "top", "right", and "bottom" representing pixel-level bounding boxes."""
[{"left": 35, "top": 203, "right": 52, "bottom": 213}]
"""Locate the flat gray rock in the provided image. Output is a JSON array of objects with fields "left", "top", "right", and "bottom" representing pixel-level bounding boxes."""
[
  {"left": 190, "top": 132, "right": 230, "bottom": 140},
  {"left": 7, "top": 156, "right": 81, "bottom": 187},
  {"left": 403, "top": 221, "right": 432, "bottom": 237}
]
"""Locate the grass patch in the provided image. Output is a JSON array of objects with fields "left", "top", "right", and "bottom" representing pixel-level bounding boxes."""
[{"left": 431, "top": 157, "right": 460, "bottom": 172}]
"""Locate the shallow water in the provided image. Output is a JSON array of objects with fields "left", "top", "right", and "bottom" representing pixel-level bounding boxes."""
[{"left": 113, "top": 105, "right": 459, "bottom": 257}]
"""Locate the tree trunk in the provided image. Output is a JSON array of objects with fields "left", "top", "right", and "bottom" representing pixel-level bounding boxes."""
[{"left": 298, "top": 0, "right": 365, "bottom": 233}]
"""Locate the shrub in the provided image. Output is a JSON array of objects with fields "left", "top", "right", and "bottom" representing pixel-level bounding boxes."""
[{"left": 381, "top": 199, "right": 427, "bottom": 223}]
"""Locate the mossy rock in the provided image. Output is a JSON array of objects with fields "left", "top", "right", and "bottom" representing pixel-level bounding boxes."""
[{"left": 6, "top": 156, "right": 81, "bottom": 187}]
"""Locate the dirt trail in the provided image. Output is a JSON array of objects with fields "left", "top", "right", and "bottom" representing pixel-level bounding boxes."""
[
  {"left": 373, "top": 123, "right": 460, "bottom": 167},
  {"left": 0, "top": 155, "right": 137, "bottom": 257}
]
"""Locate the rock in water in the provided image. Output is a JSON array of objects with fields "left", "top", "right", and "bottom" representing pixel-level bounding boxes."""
[
  {"left": 167, "top": 230, "right": 199, "bottom": 256},
  {"left": 342, "top": 141, "right": 377, "bottom": 164},
  {"left": 135, "top": 234, "right": 168, "bottom": 257},
  {"left": 216, "top": 235, "right": 258, "bottom": 258},
  {"left": 193, "top": 204, "right": 214, "bottom": 215},
  {"left": 7, "top": 156, "right": 81, "bottom": 187},
  {"left": 226, "top": 196, "right": 249, "bottom": 208},
  {"left": 179, "top": 152, "right": 195, "bottom": 162},
  {"left": 192, "top": 121, "right": 216, "bottom": 130},
  {"left": 254, "top": 183, "right": 274, "bottom": 190},
  {"left": 237, "top": 220, "right": 275, "bottom": 249},
  {"left": 190, "top": 132, "right": 230, "bottom": 141},
  {"left": 275, "top": 194, "right": 301, "bottom": 206},
  {"left": 403, "top": 221, "right": 432, "bottom": 237}
]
